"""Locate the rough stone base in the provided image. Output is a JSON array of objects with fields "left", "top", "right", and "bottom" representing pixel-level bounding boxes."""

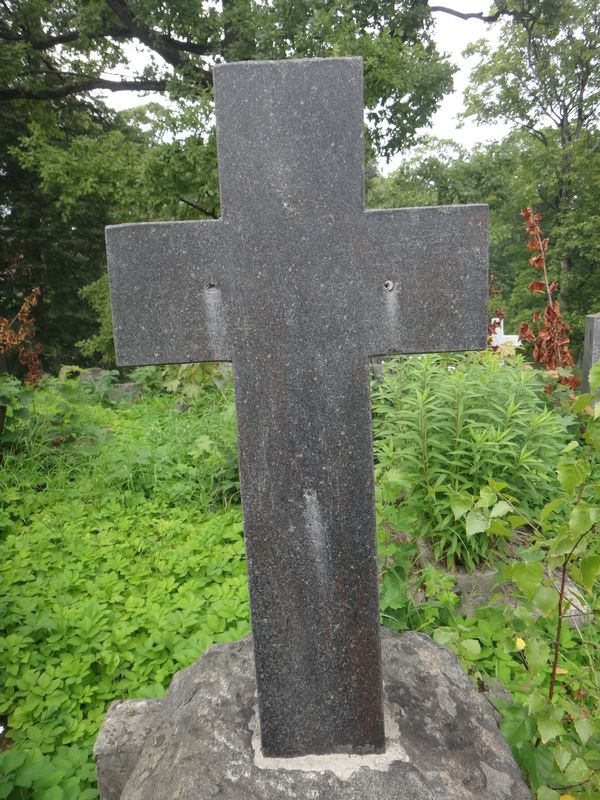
[{"left": 94, "top": 629, "right": 530, "bottom": 800}]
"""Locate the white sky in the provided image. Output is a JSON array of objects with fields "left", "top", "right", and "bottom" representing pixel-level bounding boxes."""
[
  {"left": 426, "top": 3, "right": 510, "bottom": 148},
  {"left": 103, "top": 2, "right": 512, "bottom": 164}
]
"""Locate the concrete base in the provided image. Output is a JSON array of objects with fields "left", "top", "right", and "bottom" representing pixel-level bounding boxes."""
[{"left": 94, "top": 629, "right": 530, "bottom": 800}]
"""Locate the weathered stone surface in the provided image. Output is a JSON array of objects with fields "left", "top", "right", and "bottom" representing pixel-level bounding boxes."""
[
  {"left": 94, "top": 698, "right": 162, "bottom": 800},
  {"left": 582, "top": 312, "right": 600, "bottom": 393},
  {"left": 106, "top": 56, "right": 488, "bottom": 757},
  {"left": 95, "top": 630, "right": 529, "bottom": 800}
]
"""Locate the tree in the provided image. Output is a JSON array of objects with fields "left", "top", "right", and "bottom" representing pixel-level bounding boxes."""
[
  {"left": 1, "top": 1, "right": 463, "bottom": 367},
  {"left": 454, "top": 0, "right": 600, "bottom": 352},
  {"left": 1, "top": 0, "right": 455, "bottom": 158},
  {"left": 463, "top": 1, "right": 600, "bottom": 258},
  {"left": 0, "top": 96, "right": 118, "bottom": 369}
]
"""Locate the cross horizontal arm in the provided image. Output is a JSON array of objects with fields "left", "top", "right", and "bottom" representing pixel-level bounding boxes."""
[
  {"left": 106, "top": 220, "right": 232, "bottom": 366},
  {"left": 361, "top": 205, "right": 488, "bottom": 357}
]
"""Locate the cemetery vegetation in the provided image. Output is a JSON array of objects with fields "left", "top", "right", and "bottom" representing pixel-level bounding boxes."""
[
  {"left": 2, "top": 1, "right": 600, "bottom": 796},
  {"left": 1, "top": 354, "right": 599, "bottom": 798},
  {"left": 3, "top": 2, "right": 600, "bottom": 369}
]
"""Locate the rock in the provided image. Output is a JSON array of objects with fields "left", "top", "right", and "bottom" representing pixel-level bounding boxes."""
[
  {"left": 94, "top": 630, "right": 530, "bottom": 800},
  {"left": 453, "top": 568, "right": 512, "bottom": 617},
  {"left": 95, "top": 699, "right": 162, "bottom": 800}
]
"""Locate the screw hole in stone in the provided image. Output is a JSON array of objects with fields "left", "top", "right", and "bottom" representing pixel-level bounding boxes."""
[{"left": 384, "top": 280, "right": 394, "bottom": 292}]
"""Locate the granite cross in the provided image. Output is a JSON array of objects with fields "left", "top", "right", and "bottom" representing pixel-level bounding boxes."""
[{"left": 106, "top": 57, "right": 488, "bottom": 759}]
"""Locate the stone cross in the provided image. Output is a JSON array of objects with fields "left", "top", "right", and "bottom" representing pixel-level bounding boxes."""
[{"left": 106, "top": 57, "right": 488, "bottom": 759}]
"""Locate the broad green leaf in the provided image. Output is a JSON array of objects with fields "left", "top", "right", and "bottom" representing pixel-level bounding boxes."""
[
  {"left": 0, "top": 751, "right": 27, "bottom": 774},
  {"left": 549, "top": 531, "right": 582, "bottom": 557},
  {"left": 42, "top": 787, "right": 64, "bottom": 800},
  {"left": 568, "top": 503, "right": 596, "bottom": 535},
  {"left": 508, "top": 514, "right": 528, "bottom": 527},
  {"left": 580, "top": 555, "right": 600, "bottom": 590},
  {"left": 490, "top": 500, "right": 512, "bottom": 518},
  {"left": 433, "top": 629, "right": 456, "bottom": 647},
  {"left": 508, "top": 561, "right": 544, "bottom": 599},
  {"left": 499, "top": 704, "right": 535, "bottom": 747},
  {"left": 557, "top": 459, "right": 590, "bottom": 494},
  {"left": 585, "top": 419, "right": 600, "bottom": 453},
  {"left": 589, "top": 361, "right": 600, "bottom": 393},
  {"left": 536, "top": 789, "right": 559, "bottom": 800},
  {"left": 527, "top": 692, "right": 545, "bottom": 714},
  {"left": 477, "top": 486, "right": 496, "bottom": 508},
  {"left": 574, "top": 716, "right": 595, "bottom": 745},
  {"left": 450, "top": 494, "right": 472, "bottom": 520},
  {"left": 536, "top": 705, "right": 563, "bottom": 744},
  {"left": 540, "top": 498, "right": 565, "bottom": 522},
  {"left": 381, "top": 571, "right": 406, "bottom": 611},
  {"left": 561, "top": 440, "right": 580, "bottom": 453},
  {"left": 533, "top": 586, "right": 557, "bottom": 617},
  {"left": 465, "top": 511, "right": 488, "bottom": 537},
  {"left": 487, "top": 518, "right": 511, "bottom": 538},
  {"left": 554, "top": 745, "right": 572, "bottom": 772},
  {"left": 564, "top": 756, "right": 590, "bottom": 784},
  {"left": 526, "top": 638, "right": 550, "bottom": 674},
  {"left": 460, "top": 639, "right": 481, "bottom": 657}
]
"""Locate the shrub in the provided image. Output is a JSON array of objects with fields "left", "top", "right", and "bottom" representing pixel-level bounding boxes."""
[{"left": 372, "top": 351, "right": 576, "bottom": 569}]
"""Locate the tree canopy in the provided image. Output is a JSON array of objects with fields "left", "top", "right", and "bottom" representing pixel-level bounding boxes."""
[
  {"left": 2, "top": 0, "right": 600, "bottom": 367},
  {"left": 1, "top": 0, "right": 456, "bottom": 156}
]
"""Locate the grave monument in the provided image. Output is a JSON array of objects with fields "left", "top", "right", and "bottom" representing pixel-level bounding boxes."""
[
  {"left": 582, "top": 312, "right": 600, "bottom": 393},
  {"left": 95, "top": 57, "right": 529, "bottom": 799}
]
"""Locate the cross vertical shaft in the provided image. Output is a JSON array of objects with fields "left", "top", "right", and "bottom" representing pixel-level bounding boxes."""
[{"left": 106, "top": 56, "right": 488, "bottom": 759}]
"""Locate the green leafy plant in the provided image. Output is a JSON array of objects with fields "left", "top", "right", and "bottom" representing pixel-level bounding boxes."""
[
  {"left": 372, "top": 351, "right": 575, "bottom": 569},
  {"left": 0, "top": 374, "right": 247, "bottom": 798},
  {"left": 380, "top": 388, "right": 600, "bottom": 797}
]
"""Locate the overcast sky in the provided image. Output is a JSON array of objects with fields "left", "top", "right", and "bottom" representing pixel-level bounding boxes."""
[
  {"left": 426, "top": 3, "right": 510, "bottom": 149},
  {"left": 104, "top": 2, "right": 511, "bottom": 161}
]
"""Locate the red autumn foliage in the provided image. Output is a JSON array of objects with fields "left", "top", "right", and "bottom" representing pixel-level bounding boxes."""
[
  {"left": 519, "top": 322, "right": 536, "bottom": 342},
  {"left": 519, "top": 208, "right": 578, "bottom": 389},
  {"left": 0, "top": 286, "right": 43, "bottom": 384},
  {"left": 528, "top": 280, "right": 547, "bottom": 294}
]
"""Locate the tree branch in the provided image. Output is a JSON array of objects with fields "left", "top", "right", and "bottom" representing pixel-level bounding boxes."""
[
  {"left": 179, "top": 198, "right": 219, "bottom": 219},
  {"left": 0, "top": 16, "right": 214, "bottom": 58},
  {"left": 427, "top": 4, "right": 527, "bottom": 23},
  {"left": 103, "top": 0, "right": 214, "bottom": 66},
  {"left": 0, "top": 77, "right": 169, "bottom": 101},
  {"left": 0, "top": 24, "right": 130, "bottom": 50}
]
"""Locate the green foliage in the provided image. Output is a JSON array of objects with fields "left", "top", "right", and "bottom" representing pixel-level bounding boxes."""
[
  {"left": 1, "top": 1, "right": 453, "bottom": 159},
  {"left": 76, "top": 275, "right": 115, "bottom": 365},
  {"left": 379, "top": 378, "right": 600, "bottom": 797},
  {"left": 373, "top": 351, "right": 575, "bottom": 569},
  {"left": 462, "top": 0, "right": 600, "bottom": 353},
  {"left": 0, "top": 99, "right": 111, "bottom": 371},
  {"left": 2, "top": 355, "right": 599, "bottom": 797},
  {"left": 464, "top": 1, "right": 600, "bottom": 145},
  {"left": 0, "top": 376, "right": 247, "bottom": 798}
]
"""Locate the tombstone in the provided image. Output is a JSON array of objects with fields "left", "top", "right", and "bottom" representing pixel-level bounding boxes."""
[
  {"left": 582, "top": 312, "right": 600, "bottom": 393},
  {"left": 96, "top": 57, "right": 528, "bottom": 799}
]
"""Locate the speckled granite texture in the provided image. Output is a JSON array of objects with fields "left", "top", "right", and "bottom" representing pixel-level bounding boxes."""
[
  {"left": 105, "top": 57, "right": 488, "bottom": 756},
  {"left": 94, "top": 630, "right": 529, "bottom": 800},
  {"left": 582, "top": 312, "right": 600, "bottom": 392}
]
